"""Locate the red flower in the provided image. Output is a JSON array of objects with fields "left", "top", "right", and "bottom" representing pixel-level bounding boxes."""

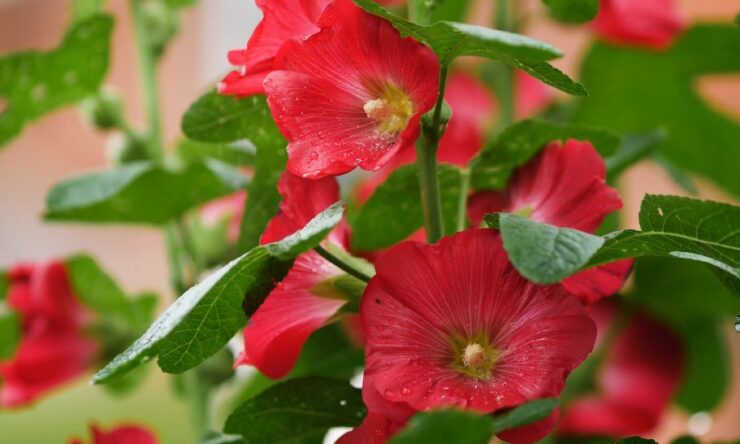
[
  {"left": 200, "top": 190, "right": 247, "bottom": 242},
  {"left": 236, "top": 172, "right": 350, "bottom": 378},
  {"left": 468, "top": 140, "right": 632, "bottom": 303},
  {"left": 360, "top": 229, "right": 596, "bottom": 442},
  {"left": 219, "top": 0, "right": 331, "bottom": 97},
  {"left": 264, "top": 0, "right": 439, "bottom": 178},
  {"left": 558, "top": 300, "right": 684, "bottom": 437},
  {"left": 337, "top": 412, "right": 404, "bottom": 444},
  {"left": 68, "top": 423, "right": 158, "bottom": 444},
  {"left": 592, "top": 0, "right": 686, "bottom": 50},
  {"left": 0, "top": 262, "right": 97, "bottom": 408}
]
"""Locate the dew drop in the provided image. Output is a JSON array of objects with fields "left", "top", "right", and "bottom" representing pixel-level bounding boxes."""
[{"left": 339, "top": 399, "right": 347, "bottom": 406}]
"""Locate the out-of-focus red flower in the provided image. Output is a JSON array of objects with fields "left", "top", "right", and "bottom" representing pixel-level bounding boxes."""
[
  {"left": 468, "top": 140, "right": 632, "bottom": 304},
  {"left": 558, "top": 299, "right": 684, "bottom": 437},
  {"left": 236, "top": 172, "right": 350, "bottom": 378},
  {"left": 515, "top": 71, "right": 553, "bottom": 119},
  {"left": 68, "top": 423, "right": 158, "bottom": 444},
  {"left": 358, "top": 229, "right": 596, "bottom": 443},
  {"left": 592, "top": 0, "right": 686, "bottom": 50},
  {"left": 264, "top": 0, "right": 439, "bottom": 178},
  {"left": 199, "top": 190, "right": 247, "bottom": 242},
  {"left": 0, "top": 262, "right": 97, "bottom": 408},
  {"left": 219, "top": 0, "right": 331, "bottom": 96}
]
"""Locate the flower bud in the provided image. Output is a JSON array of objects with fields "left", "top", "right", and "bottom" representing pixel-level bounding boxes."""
[{"left": 81, "top": 89, "right": 123, "bottom": 130}]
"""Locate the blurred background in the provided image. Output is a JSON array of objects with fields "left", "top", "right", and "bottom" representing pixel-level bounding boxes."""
[{"left": 0, "top": 0, "right": 738, "bottom": 442}]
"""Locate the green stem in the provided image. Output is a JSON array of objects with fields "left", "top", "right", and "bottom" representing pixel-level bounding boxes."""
[
  {"left": 164, "top": 223, "right": 188, "bottom": 295},
  {"left": 456, "top": 168, "right": 471, "bottom": 231},
  {"left": 416, "top": 65, "right": 449, "bottom": 244},
  {"left": 130, "top": 0, "right": 164, "bottom": 164},
  {"left": 315, "top": 246, "right": 372, "bottom": 283},
  {"left": 183, "top": 369, "right": 210, "bottom": 438}
]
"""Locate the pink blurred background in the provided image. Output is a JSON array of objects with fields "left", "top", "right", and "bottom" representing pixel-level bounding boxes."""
[{"left": 0, "top": 0, "right": 738, "bottom": 442}]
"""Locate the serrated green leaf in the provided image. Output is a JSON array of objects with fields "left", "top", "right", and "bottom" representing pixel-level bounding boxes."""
[
  {"left": 0, "top": 15, "right": 113, "bottom": 147},
  {"left": 0, "top": 309, "right": 21, "bottom": 360},
  {"left": 350, "top": 164, "right": 462, "bottom": 251},
  {"left": 487, "top": 213, "right": 605, "bottom": 284},
  {"left": 489, "top": 398, "right": 559, "bottom": 434},
  {"left": 574, "top": 25, "right": 740, "bottom": 196},
  {"left": 352, "top": 0, "right": 586, "bottom": 96},
  {"left": 45, "top": 160, "right": 246, "bottom": 225},
  {"left": 605, "top": 130, "right": 666, "bottom": 179},
  {"left": 93, "top": 204, "right": 342, "bottom": 382},
  {"left": 390, "top": 410, "right": 493, "bottom": 444},
  {"left": 224, "top": 377, "right": 366, "bottom": 444},
  {"left": 471, "top": 119, "right": 619, "bottom": 190},
  {"left": 587, "top": 195, "right": 740, "bottom": 288},
  {"left": 542, "top": 0, "right": 599, "bottom": 23},
  {"left": 181, "top": 91, "right": 287, "bottom": 252}
]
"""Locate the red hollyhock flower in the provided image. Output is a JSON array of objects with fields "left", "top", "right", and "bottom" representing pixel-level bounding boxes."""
[
  {"left": 468, "top": 140, "right": 632, "bottom": 303},
  {"left": 264, "top": 0, "right": 439, "bottom": 178},
  {"left": 69, "top": 423, "right": 158, "bottom": 444},
  {"left": 200, "top": 190, "right": 247, "bottom": 242},
  {"left": 359, "top": 229, "right": 596, "bottom": 442},
  {"left": 0, "top": 262, "right": 97, "bottom": 408},
  {"left": 558, "top": 300, "right": 684, "bottom": 438},
  {"left": 219, "top": 0, "right": 331, "bottom": 97},
  {"left": 236, "top": 171, "right": 350, "bottom": 378},
  {"left": 337, "top": 412, "right": 404, "bottom": 444},
  {"left": 592, "top": 0, "right": 686, "bottom": 50}
]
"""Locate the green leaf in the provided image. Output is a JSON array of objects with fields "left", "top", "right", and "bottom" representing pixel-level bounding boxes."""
[
  {"left": 224, "top": 377, "right": 366, "bottom": 444},
  {"left": 674, "top": 319, "right": 729, "bottom": 412},
  {"left": 0, "top": 15, "right": 113, "bottom": 147},
  {"left": 350, "top": 164, "right": 462, "bottom": 251},
  {"left": 670, "top": 436, "right": 700, "bottom": 444},
  {"left": 73, "top": 0, "right": 105, "bottom": 21},
  {"left": 574, "top": 25, "right": 740, "bottom": 196},
  {"left": 0, "top": 309, "right": 21, "bottom": 360},
  {"left": 489, "top": 398, "right": 559, "bottom": 434},
  {"left": 177, "top": 139, "right": 256, "bottom": 167},
  {"left": 431, "top": 0, "right": 470, "bottom": 22},
  {"left": 93, "top": 203, "right": 342, "bottom": 382},
  {"left": 616, "top": 438, "right": 658, "bottom": 444},
  {"left": 65, "top": 255, "right": 148, "bottom": 327},
  {"left": 45, "top": 160, "right": 246, "bottom": 225},
  {"left": 631, "top": 257, "right": 739, "bottom": 323},
  {"left": 390, "top": 410, "right": 493, "bottom": 444},
  {"left": 0, "top": 271, "right": 8, "bottom": 301},
  {"left": 471, "top": 119, "right": 619, "bottom": 190},
  {"left": 542, "top": 0, "right": 599, "bottom": 23},
  {"left": 587, "top": 195, "right": 740, "bottom": 287},
  {"left": 182, "top": 92, "right": 278, "bottom": 145},
  {"left": 181, "top": 91, "right": 287, "bottom": 252},
  {"left": 488, "top": 213, "right": 604, "bottom": 284},
  {"left": 351, "top": 0, "right": 586, "bottom": 96},
  {"left": 605, "top": 130, "right": 666, "bottom": 179}
]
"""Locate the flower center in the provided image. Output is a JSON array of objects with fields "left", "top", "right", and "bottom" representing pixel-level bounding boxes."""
[
  {"left": 450, "top": 336, "right": 500, "bottom": 381},
  {"left": 363, "top": 84, "right": 413, "bottom": 135}
]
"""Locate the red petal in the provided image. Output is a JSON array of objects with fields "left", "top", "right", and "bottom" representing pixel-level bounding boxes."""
[
  {"left": 93, "top": 424, "right": 158, "bottom": 444},
  {"left": 515, "top": 72, "right": 553, "bottom": 119},
  {"left": 238, "top": 251, "right": 346, "bottom": 379},
  {"left": 264, "top": 0, "right": 438, "bottom": 178},
  {"left": 218, "top": 70, "right": 269, "bottom": 97},
  {"left": 362, "top": 229, "right": 596, "bottom": 414},
  {"left": 562, "top": 259, "right": 633, "bottom": 304},
  {"left": 337, "top": 412, "right": 404, "bottom": 444},
  {"left": 498, "top": 409, "right": 559, "bottom": 444}
]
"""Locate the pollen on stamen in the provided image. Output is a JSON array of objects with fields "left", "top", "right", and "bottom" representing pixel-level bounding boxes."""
[
  {"left": 462, "top": 343, "right": 486, "bottom": 369},
  {"left": 364, "top": 99, "right": 391, "bottom": 121}
]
